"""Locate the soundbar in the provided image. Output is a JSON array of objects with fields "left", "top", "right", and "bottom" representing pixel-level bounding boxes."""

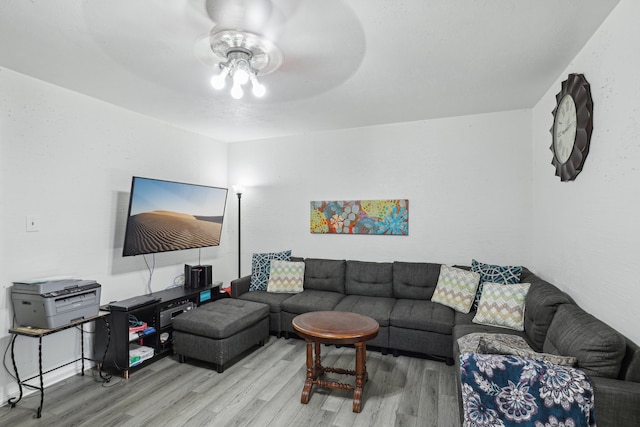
[{"left": 109, "top": 295, "right": 160, "bottom": 312}]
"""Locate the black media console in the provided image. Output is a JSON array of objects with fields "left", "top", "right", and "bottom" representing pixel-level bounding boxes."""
[{"left": 94, "top": 285, "right": 228, "bottom": 378}]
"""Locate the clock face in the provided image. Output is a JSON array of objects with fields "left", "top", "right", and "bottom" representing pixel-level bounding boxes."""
[
  {"left": 549, "top": 73, "right": 593, "bottom": 181},
  {"left": 553, "top": 94, "right": 577, "bottom": 164}
]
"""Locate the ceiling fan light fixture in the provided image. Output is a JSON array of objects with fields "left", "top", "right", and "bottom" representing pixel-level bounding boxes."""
[
  {"left": 232, "top": 60, "right": 251, "bottom": 86},
  {"left": 230, "top": 81, "right": 244, "bottom": 99},
  {"left": 210, "top": 65, "right": 229, "bottom": 90},
  {"left": 208, "top": 29, "right": 282, "bottom": 100},
  {"left": 250, "top": 74, "right": 266, "bottom": 97}
]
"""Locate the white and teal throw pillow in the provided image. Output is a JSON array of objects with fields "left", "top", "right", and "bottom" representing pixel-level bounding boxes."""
[
  {"left": 471, "top": 259, "right": 522, "bottom": 309},
  {"left": 267, "top": 260, "right": 305, "bottom": 293},
  {"left": 472, "top": 282, "right": 531, "bottom": 331},
  {"left": 431, "top": 265, "right": 481, "bottom": 313},
  {"left": 250, "top": 250, "right": 292, "bottom": 291}
]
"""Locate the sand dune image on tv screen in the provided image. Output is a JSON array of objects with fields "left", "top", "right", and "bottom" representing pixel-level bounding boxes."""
[{"left": 124, "top": 210, "right": 222, "bottom": 255}]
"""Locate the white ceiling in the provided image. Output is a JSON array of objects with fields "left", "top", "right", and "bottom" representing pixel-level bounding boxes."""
[{"left": 0, "top": 0, "right": 620, "bottom": 142}]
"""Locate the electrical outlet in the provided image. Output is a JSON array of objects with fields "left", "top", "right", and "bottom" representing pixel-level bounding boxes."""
[{"left": 26, "top": 215, "right": 39, "bottom": 232}]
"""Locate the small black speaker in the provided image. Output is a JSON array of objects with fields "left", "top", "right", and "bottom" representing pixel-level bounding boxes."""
[
  {"left": 201, "top": 265, "right": 212, "bottom": 287},
  {"left": 184, "top": 264, "right": 213, "bottom": 288}
]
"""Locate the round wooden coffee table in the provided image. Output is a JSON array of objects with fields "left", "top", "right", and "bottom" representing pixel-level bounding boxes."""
[{"left": 292, "top": 311, "right": 379, "bottom": 413}]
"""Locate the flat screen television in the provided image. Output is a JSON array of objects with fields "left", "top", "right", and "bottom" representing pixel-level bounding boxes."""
[{"left": 122, "top": 176, "right": 228, "bottom": 257}]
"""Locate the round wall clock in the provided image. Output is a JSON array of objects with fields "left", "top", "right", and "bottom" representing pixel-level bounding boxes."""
[{"left": 550, "top": 73, "right": 593, "bottom": 181}]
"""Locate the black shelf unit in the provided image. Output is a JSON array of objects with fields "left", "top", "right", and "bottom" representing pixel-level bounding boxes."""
[{"left": 95, "top": 285, "right": 226, "bottom": 378}]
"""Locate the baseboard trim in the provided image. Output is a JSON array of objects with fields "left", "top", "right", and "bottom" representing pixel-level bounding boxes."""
[{"left": 1, "top": 359, "right": 97, "bottom": 408}]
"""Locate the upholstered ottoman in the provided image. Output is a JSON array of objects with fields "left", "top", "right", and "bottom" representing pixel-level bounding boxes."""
[{"left": 172, "top": 298, "right": 269, "bottom": 373}]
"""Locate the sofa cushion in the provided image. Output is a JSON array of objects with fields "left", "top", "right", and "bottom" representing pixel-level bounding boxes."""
[
  {"left": 238, "top": 290, "right": 293, "bottom": 313},
  {"left": 345, "top": 260, "right": 393, "bottom": 297},
  {"left": 544, "top": 304, "right": 626, "bottom": 379},
  {"left": 454, "top": 310, "right": 476, "bottom": 326},
  {"left": 303, "top": 258, "right": 346, "bottom": 293},
  {"left": 390, "top": 299, "right": 454, "bottom": 335},
  {"left": 471, "top": 259, "right": 522, "bottom": 309},
  {"left": 334, "top": 295, "right": 395, "bottom": 327},
  {"left": 431, "top": 265, "right": 480, "bottom": 313},
  {"left": 250, "top": 250, "right": 291, "bottom": 291},
  {"left": 620, "top": 340, "right": 640, "bottom": 383},
  {"left": 392, "top": 262, "right": 441, "bottom": 300},
  {"left": 281, "top": 289, "right": 344, "bottom": 314},
  {"left": 267, "top": 260, "right": 305, "bottom": 293},
  {"left": 522, "top": 279, "right": 573, "bottom": 351},
  {"left": 472, "top": 282, "right": 530, "bottom": 331}
]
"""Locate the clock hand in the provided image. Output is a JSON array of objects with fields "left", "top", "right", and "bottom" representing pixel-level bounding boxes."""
[
  {"left": 559, "top": 121, "right": 576, "bottom": 136},
  {"left": 563, "top": 124, "right": 574, "bottom": 136}
]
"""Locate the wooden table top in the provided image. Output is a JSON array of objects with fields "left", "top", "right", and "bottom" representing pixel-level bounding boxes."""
[
  {"left": 292, "top": 311, "right": 379, "bottom": 344},
  {"left": 9, "top": 311, "right": 110, "bottom": 337}
]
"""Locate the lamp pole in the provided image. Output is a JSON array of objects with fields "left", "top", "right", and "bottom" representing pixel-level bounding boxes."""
[
  {"left": 233, "top": 185, "right": 244, "bottom": 278},
  {"left": 237, "top": 192, "right": 242, "bottom": 277}
]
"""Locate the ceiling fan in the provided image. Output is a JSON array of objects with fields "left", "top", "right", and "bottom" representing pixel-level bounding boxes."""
[
  {"left": 193, "top": 0, "right": 365, "bottom": 101},
  {"left": 79, "top": 0, "right": 364, "bottom": 103}
]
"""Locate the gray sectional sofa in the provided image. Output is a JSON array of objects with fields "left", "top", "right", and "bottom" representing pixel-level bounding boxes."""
[
  {"left": 232, "top": 258, "right": 455, "bottom": 361},
  {"left": 230, "top": 257, "right": 640, "bottom": 426}
]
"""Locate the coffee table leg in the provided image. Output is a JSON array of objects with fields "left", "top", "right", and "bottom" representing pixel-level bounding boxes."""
[
  {"left": 353, "top": 342, "right": 366, "bottom": 413},
  {"left": 314, "top": 341, "right": 322, "bottom": 376},
  {"left": 301, "top": 340, "right": 314, "bottom": 404}
]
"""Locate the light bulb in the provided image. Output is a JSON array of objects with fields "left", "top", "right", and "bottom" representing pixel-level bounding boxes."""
[
  {"left": 210, "top": 73, "right": 226, "bottom": 90},
  {"left": 232, "top": 184, "right": 245, "bottom": 195},
  {"left": 233, "top": 66, "right": 250, "bottom": 86},
  {"left": 251, "top": 79, "right": 266, "bottom": 97},
  {"left": 210, "top": 66, "right": 229, "bottom": 90},
  {"left": 231, "top": 83, "right": 244, "bottom": 99}
]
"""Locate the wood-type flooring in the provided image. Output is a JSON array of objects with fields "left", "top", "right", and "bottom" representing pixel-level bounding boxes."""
[{"left": 0, "top": 336, "right": 460, "bottom": 426}]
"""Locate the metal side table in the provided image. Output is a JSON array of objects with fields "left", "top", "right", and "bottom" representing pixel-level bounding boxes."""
[{"left": 7, "top": 311, "right": 110, "bottom": 418}]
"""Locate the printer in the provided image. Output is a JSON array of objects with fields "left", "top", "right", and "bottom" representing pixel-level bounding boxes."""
[{"left": 11, "top": 279, "right": 102, "bottom": 329}]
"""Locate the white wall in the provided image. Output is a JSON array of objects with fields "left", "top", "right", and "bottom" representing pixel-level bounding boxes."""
[
  {"left": 228, "top": 110, "right": 533, "bottom": 275},
  {"left": 532, "top": 0, "right": 640, "bottom": 344},
  {"left": 0, "top": 67, "right": 231, "bottom": 402}
]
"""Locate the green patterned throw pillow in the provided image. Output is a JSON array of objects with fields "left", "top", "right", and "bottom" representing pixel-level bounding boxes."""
[
  {"left": 473, "top": 282, "right": 531, "bottom": 331},
  {"left": 431, "top": 265, "right": 481, "bottom": 313},
  {"left": 267, "top": 260, "right": 305, "bottom": 293},
  {"left": 250, "top": 250, "right": 292, "bottom": 291},
  {"left": 471, "top": 259, "right": 522, "bottom": 309}
]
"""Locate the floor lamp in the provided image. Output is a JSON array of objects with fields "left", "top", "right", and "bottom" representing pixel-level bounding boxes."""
[{"left": 233, "top": 185, "right": 244, "bottom": 278}]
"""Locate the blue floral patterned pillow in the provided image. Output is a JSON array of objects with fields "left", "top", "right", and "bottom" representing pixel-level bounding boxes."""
[
  {"left": 471, "top": 259, "right": 522, "bottom": 309},
  {"left": 250, "top": 250, "right": 292, "bottom": 291}
]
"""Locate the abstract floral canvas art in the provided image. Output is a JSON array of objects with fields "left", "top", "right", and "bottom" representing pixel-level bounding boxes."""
[{"left": 310, "top": 199, "right": 408, "bottom": 235}]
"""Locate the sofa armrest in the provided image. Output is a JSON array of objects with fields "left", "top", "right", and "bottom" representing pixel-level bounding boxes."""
[
  {"left": 591, "top": 376, "right": 640, "bottom": 426},
  {"left": 230, "top": 275, "right": 251, "bottom": 298}
]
